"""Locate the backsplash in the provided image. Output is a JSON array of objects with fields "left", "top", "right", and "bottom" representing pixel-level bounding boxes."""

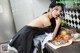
[
  {"left": 60, "top": 1, "right": 80, "bottom": 29},
  {"left": 60, "top": 9, "right": 80, "bottom": 29}
]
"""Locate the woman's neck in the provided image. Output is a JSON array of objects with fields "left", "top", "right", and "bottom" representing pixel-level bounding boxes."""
[{"left": 44, "top": 12, "right": 52, "bottom": 19}]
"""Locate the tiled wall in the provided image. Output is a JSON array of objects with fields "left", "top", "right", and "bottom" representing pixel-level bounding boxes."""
[
  {"left": 59, "top": 0, "right": 80, "bottom": 29},
  {"left": 60, "top": 9, "right": 80, "bottom": 29}
]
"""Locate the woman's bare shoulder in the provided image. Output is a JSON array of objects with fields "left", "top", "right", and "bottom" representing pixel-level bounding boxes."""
[
  {"left": 35, "top": 15, "right": 49, "bottom": 23},
  {"left": 40, "top": 15, "right": 50, "bottom": 21},
  {"left": 39, "top": 15, "right": 51, "bottom": 26}
]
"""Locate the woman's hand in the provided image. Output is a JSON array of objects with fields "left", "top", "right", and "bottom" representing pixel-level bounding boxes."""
[
  {"left": 48, "top": 34, "right": 55, "bottom": 42},
  {"left": 55, "top": 17, "right": 61, "bottom": 25},
  {"left": 50, "top": 18, "right": 61, "bottom": 42},
  {"left": 48, "top": 40, "right": 54, "bottom": 42}
]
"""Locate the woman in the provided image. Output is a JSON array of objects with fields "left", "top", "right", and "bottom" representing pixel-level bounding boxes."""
[{"left": 9, "top": 1, "right": 63, "bottom": 53}]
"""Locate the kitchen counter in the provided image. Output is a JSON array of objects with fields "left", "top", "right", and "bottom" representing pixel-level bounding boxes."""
[
  {"left": 43, "top": 26, "right": 80, "bottom": 53},
  {"left": 45, "top": 41, "right": 80, "bottom": 53}
]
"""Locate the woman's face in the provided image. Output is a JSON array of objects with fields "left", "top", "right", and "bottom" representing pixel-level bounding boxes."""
[{"left": 50, "top": 6, "right": 62, "bottom": 18}]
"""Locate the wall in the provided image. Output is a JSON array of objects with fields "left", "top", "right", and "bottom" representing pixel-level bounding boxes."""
[
  {"left": 0, "top": 0, "right": 16, "bottom": 43},
  {"left": 10, "top": 0, "right": 51, "bottom": 31},
  {"left": 32, "top": 0, "right": 51, "bottom": 18},
  {"left": 10, "top": 0, "right": 34, "bottom": 31}
]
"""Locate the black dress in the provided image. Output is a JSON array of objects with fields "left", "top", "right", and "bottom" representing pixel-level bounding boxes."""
[{"left": 9, "top": 18, "right": 60, "bottom": 53}]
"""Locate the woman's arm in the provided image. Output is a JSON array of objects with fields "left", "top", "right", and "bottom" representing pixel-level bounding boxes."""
[{"left": 49, "top": 18, "right": 61, "bottom": 41}]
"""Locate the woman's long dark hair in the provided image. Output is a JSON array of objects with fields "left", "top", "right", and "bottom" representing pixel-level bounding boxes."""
[
  {"left": 49, "top": 0, "right": 64, "bottom": 10},
  {"left": 43, "top": 0, "right": 64, "bottom": 14}
]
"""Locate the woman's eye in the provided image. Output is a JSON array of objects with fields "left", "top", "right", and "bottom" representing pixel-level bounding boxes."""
[{"left": 55, "top": 8, "right": 58, "bottom": 11}]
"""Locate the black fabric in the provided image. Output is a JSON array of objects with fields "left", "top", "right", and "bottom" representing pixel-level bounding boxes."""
[
  {"left": 41, "top": 18, "right": 56, "bottom": 33},
  {"left": 9, "top": 18, "right": 61, "bottom": 53},
  {"left": 9, "top": 26, "right": 46, "bottom": 53}
]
